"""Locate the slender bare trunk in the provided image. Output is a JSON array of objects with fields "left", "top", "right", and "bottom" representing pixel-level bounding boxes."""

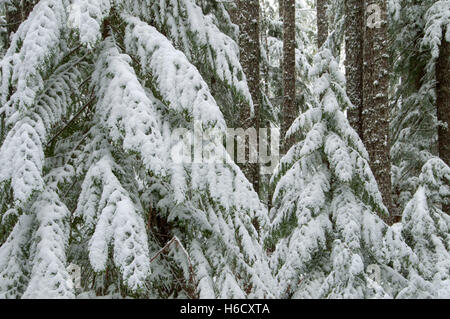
[
  {"left": 317, "top": 0, "right": 329, "bottom": 48},
  {"left": 237, "top": 0, "right": 261, "bottom": 194},
  {"left": 281, "top": 0, "right": 296, "bottom": 154},
  {"left": 436, "top": 26, "right": 450, "bottom": 214},
  {"left": 362, "top": 0, "right": 393, "bottom": 222},
  {"left": 345, "top": 0, "right": 364, "bottom": 138}
]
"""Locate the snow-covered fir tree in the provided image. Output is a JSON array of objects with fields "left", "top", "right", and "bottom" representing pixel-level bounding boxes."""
[
  {"left": 0, "top": 0, "right": 449, "bottom": 300},
  {"left": 389, "top": 0, "right": 450, "bottom": 213},
  {"left": 0, "top": 0, "right": 276, "bottom": 298},
  {"left": 398, "top": 157, "right": 450, "bottom": 298},
  {"left": 267, "top": 48, "right": 412, "bottom": 299}
]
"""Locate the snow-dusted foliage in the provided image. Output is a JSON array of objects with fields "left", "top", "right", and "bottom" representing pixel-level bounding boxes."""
[
  {"left": 400, "top": 158, "right": 450, "bottom": 298},
  {"left": 123, "top": 17, "right": 226, "bottom": 129},
  {"left": 0, "top": 184, "right": 75, "bottom": 298},
  {"left": 389, "top": 0, "right": 447, "bottom": 212},
  {"left": 423, "top": 0, "right": 450, "bottom": 61},
  {"left": 0, "top": 0, "right": 449, "bottom": 300},
  {"left": 0, "top": 0, "right": 83, "bottom": 299},
  {"left": 22, "top": 188, "right": 74, "bottom": 298},
  {"left": 0, "top": 214, "right": 33, "bottom": 298},
  {"left": 91, "top": 40, "right": 165, "bottom": 175},
  {"left": 267, "top": 49, "right": 403, "bottom": 298},
  {"left": 123, "top": 0, "right": 254, "bottom": 119},
  {"left": 0, "top": 0, "right": 69, "bottom": 203},
  {"left": 122, "top": 16, "right": 275, "bottom": 298},
  {"left": 68, "top": 0, "right": 111, "bottom": 48},
  {"left": 0, "top": 0, "right": 275, "bottom": 298},
  {"left": 75, "top": 155, "right": 150, "bottom": 292}
]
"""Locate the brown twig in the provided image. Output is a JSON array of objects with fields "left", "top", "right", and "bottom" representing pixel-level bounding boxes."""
[{"left": 149, "top": 236, "right": 197, "bottom": 291}]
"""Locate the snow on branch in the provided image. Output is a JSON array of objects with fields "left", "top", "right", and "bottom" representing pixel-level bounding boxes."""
[
  {"left": 92, "top": 38, "right": 165, "bottom": 175},
  {"left": 68, "top": 0, "right": 111, "bottom": 48},
  {"left": 75, "top": 156, "right": 150, "bottom": 292}
]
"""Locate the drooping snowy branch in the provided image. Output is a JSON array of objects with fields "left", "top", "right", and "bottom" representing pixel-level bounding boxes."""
[
  {"left": 75, "top": 156, "right": 150, "bottom": 292},
  {"left": 68, "top": 0, "right": 111, "bottom": 48}
]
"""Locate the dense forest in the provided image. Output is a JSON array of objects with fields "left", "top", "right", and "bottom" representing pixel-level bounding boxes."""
[{"left": 0, "top": 0, "right": 448, "bottom": 299}]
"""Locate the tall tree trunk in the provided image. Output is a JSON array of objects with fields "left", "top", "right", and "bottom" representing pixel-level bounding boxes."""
[
  {"left": 436, "top": 26, "right": 450, "bottom": 214},
  {"left": 362, "top": 0, "right": 393, "bottom": 222},
  {"left": 345, "top": 0, "right": 364, "bottom": 138},
  {"left": 228, "top": 1, "right": 239, "bottom": 26},
  {"left": 279, "top": 0, "right": 284, "bottom": 20},
  {"left": 237, "top": 0, "right": 261, "bottom": 194},
  {"left": 317, "top": 0, "right": 329, "bottom": 48},
  {"left": 281, "top": 0, "right": 296, "bottom": 154}
]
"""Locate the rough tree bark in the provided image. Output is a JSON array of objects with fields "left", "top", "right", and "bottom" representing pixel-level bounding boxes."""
[
  {"left": 345, "top": 0, "right": 364, "bottom": 138},
  {"left": 436, "top": 26, "right": 450, "bottom": 214},
  {"left": 228, "top": 0, "right": 239, "bottom": 26},
  {"left": 279, "top": 0, "right": 284, "bottom": 20},
  {"left": 281, "top": 0, "right": 296, "bottom": 154},
  {"left": 362, "top": 0, "right": 393, "bottom": 222},
  {"left": 236, "top": 0, "right": 261, "bottom": 194},
  {"left": 317, "top": 0, "right": 329, "bottom": 48}
]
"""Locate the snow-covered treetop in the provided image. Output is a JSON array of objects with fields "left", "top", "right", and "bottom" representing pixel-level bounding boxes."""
[{"left": 268, "top": 47, "right": 395, "bottom": 298}]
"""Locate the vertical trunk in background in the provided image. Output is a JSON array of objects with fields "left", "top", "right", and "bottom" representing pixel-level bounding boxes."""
[
  {"left": 4, "top": 0, "right": 34, "bottom": 38},
  {"left": 362, "top": 0, "right": 393, "bottom": 222},
  {"left": 228, "top": 1, "right": 239, "bottom": 26},
  {"left": 237, "top": 0, "right": 261, "bottom": 194},
  {"left": 279, "top": 0, "right": 284, "bottom": 20},
  {"left": 281, "top": 0, "right": 296, "bottom": 154},
  {"left": 436, "top": 26, "right": 450, "bottom": 214},
  {"left": 345, "top": 0, "right": 364, "bottom": 138},
  {"left": 317, "top": 0, "right": 329, "bottom": 48}
]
